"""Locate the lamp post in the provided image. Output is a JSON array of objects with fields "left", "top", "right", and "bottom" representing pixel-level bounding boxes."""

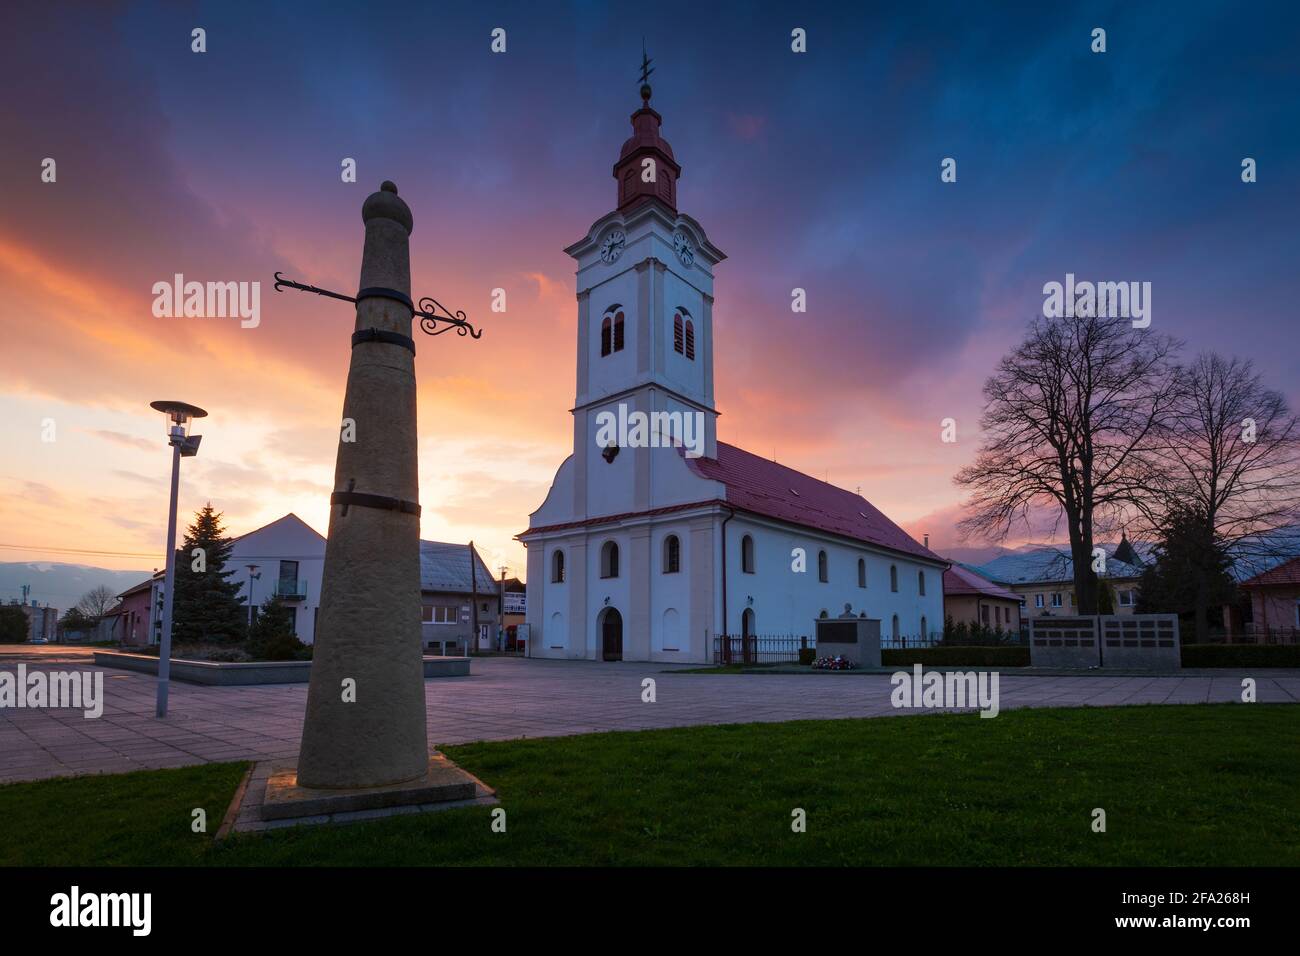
[
  {"left": 149, "top": 400, "right": 206, "bottom": 719},
  {"left": 245, "top": 564, "right": 261, "bottom": 629}
]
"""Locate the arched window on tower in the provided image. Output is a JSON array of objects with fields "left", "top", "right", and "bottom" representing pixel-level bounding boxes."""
[
  {"left": 601, "top": 305, "right": 625, "bottom": 356},
  {"left": 741, "top": 534, "right": 755, "bottom": 574},
  {"left": 613, "top": 309, "right": 625, "bottom": 352},
  {"left": 663, "top": 535, "right": 680, "bottom": 574},
  {"left": 673, "top": 312, "right": 684, "bottom": 354},
  {"left": 551, "top": 550, "right": 565, "bottom": 583},
  {"left": 600, "top": 316, "right": 612, "bottom": 357},
  {"left": 684, "top": 318, "right": 695, "bottom": 360}
]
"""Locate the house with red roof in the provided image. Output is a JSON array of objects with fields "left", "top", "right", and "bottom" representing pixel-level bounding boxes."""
[
  {"left": 943, "top": 564, "right": 1022, "bottom": 634},
  {"left": 1239, "top": 556, "right": 1300, "bottom": 636},
  {"left": 519, "top": 83, "right": 946, "bottom": 663}
]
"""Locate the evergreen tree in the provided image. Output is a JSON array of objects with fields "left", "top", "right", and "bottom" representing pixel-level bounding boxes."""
[
  {"left": 1136, "top": 504, "right": 1236, "bottom": 641},
  {"left": 171, "top": 503, "right": 247, "bottom": 644},
  {"left": 246, "top": 595, "right": 309, "bottom": 661}
]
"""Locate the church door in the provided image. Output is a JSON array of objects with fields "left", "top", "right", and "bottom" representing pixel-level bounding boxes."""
[{"left": 601, "top": 608, "right": 623, "bottom": 661}]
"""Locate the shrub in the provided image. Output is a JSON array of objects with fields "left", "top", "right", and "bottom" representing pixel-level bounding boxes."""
[
  {"left": 0, "top": 606, "right": 28, "bottom": 643},
  {"left": 1180, "top": 644, "right": 1300, "bottom": 669}
]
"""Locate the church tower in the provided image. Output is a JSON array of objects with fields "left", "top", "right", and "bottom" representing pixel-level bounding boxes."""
[{"left": 562, "top": 55, "right": 726, "bottom": 521}]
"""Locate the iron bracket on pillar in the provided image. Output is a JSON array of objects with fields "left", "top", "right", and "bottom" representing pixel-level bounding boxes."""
[{"left": 273, "top": 272, "right": 483, "bottom": 339}]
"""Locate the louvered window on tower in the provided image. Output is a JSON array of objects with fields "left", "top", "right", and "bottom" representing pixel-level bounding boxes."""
[
  {"left": 684, "top": 319, "right": 695, "bottom": 360},
  {"left": 673, "top": 313, "right": 684, "bottom": 353},
  {"left": 613, "top": 311, "right": 625, "bottom": 352}
]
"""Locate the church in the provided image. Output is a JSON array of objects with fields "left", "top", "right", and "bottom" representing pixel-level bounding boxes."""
[{"left": 519, "top": 70, "right": 946, "bottom": 663}]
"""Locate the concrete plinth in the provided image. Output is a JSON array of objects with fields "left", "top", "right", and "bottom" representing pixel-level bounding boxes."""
[{"left": 260, "top": 753, "right": 479, "bottom": 822}]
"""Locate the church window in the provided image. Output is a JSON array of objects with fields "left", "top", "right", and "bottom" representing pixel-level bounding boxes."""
[
  {"left": 552, "top": 550, "right": 565, "bottom": 583},
  {"left": 613, "top": 310, "right": 625, "bottom": 352},
  {"left": 890, "top": 565, "right": 898, "bottom": 592},
  {"left": 891, "top": 614, "right": 900, "bottom": 641},
  {"left": 818, "top": 550, "right": 828, "bottom": 583},
  {"left": 684, "top": 319, "right": 695, "bottom": 360},
  {"left": 921, "top": 616, "right": 928, "bottom": 639},
  {"left": 663, "top": 535, "right": 680, "bottom": 574},
  {"left": 601, "top": 306, "right": 625, "bottom": 356},
  {"left": 600, "top": 541, "right": 619, "bottom": 579},
  {"left": 673, "top": 313, "right": 684, "bottom": 353},
  {"left": 741, "top": 535, "right": 755, "bottom": 574},
  {"left": 600, "top": 317, "right": 611, "bottom": 357},
  {"left": 918, "top": 570, "right": 926, "bottom": 596},
  {"left": 857, "top": 558, "right": 866, "bottom": 588}
]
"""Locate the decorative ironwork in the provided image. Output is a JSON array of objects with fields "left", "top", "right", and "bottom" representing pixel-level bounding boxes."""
[{"left": 273, "top": 271, "right": 482, "bottom": 339}]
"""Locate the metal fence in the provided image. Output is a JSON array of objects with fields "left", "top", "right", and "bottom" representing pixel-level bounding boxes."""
[{"left": 710, "top": 631, "right": 960, "bottom": 664}]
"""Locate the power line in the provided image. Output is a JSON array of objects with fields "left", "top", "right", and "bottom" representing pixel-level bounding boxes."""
[{"left": 0, "top": 543, "right": 162, "bottom": 558}]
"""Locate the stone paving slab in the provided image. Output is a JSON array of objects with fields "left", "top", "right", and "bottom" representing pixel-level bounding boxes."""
[{"left": 1, "top": 650, "right": 1297, "bottom": 784}]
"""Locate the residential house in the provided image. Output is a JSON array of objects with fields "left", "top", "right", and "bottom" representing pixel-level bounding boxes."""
[
  {"left": 974, "top": 540, "right": 1145, "bottom": 618},
  {"left": 419, "top": 541, "right": 499, "bottom": 655},
  {"left": 943, "top": 564, "right": 1022, "bottom": 633}
]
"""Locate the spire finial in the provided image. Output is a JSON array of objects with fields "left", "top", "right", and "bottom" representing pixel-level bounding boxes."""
[{"left": 638, "top": 39, "right": 654, "bottom": 106}]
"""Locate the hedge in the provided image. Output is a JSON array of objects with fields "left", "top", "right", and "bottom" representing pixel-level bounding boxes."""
[
  {"left": 881, "top": 646, "right": 1029, "bottom": 668},
  {"left": 1180, "top": 644, "right": 1300, "bottom": 668}
]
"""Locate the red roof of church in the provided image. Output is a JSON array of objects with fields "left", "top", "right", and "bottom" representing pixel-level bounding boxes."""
[
  {"left": 942, "top": 564, "right": 1021, "bottom": 601},
  {"left": 687, "top": 442, "right": 943, "bottom": 563},
  {"left": 1240, "top": 556, "right": 1300, "bottom": 588}
]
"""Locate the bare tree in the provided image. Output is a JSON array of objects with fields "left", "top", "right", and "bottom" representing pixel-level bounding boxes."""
[
  {"left": 955, "top": 313, "right": 1180, "bottom": 613},
  {"left": 75, "top": 585, "right": 119, "bottom": 621},
  {"left": 1148, "top": 353, "right": 1300, "bottom": 635}
]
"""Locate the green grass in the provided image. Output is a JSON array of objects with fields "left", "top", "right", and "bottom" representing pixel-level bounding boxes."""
[{"left": 2, "top": 704, "right": 1296, "bottom": 866}]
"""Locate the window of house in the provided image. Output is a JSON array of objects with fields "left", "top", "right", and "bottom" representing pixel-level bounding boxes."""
[
  {"left": 994, "top": 606, "right": 1001, "bottom": 625},
  {"left": 890, "top": 565, "right": 898, "bottom": 592},
  {"left": 663, "top": 535, "right": 680, "bottom": 574},
  {"left": 1051, "top": 593, "right": 1062, "bottom": 608},
  {"left": 741, "top": 535, "right": 755, "bottom": 574},
  {"left": 600, "top": 541, "right": 619, "bottom": 578},
  {"left": 981, "top": 605, "right": 990, "bottom": 625},
  {"left": 857, "top": 558, "right": 866, "bottom": 588},
  {"left": 1119, "top": 589, "right": 1134, "bottom": 607},
  {"left": 423, "top": 605, "right": 458, "bottom": 624},
  {"left": 918, "top": 570, "right": 926, "bottom": 596},
  {"left": 1069, "top": 592, "right": 1076, "bottom": 606},
  {"left": 818, "top": 550, "right": 828, "bottom": 583},
  {"left": 552, "top": 550, "right": 565, "bottom": 583},
  {"left": 1035, "top": 594, "right": 1044, "bottom": 608},
  {"left": 1019, "top": 597, "right": 1027, "bottom": 609}
]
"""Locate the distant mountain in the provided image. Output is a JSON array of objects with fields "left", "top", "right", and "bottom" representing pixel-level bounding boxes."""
[
  {"left": 0, "top": 561, "right": 156, "bottom": 612},
  {"left": 938, "top": 545, "right": 1015, "bottom": 566}
]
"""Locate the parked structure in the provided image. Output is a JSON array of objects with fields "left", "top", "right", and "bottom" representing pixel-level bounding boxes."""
[{"left": 943, "top": 564, "right": 1022, "bottom": 633}]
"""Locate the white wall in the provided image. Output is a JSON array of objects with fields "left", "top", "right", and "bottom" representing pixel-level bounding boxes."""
[{"left": 226, "top": 515, "right": 326, "bottom": 643}]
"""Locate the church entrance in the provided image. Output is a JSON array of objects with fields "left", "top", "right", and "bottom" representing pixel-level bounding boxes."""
[{"left": 601, "top": 607, "right": 623, "bottom": 661}]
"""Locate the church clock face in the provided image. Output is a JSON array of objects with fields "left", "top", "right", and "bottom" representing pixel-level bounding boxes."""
[
  {"left": 673, "top": 230, "right": 695, "bottom": 268},
  {"left": 600, "top": 229, "right": 625, "bottom": 264}
]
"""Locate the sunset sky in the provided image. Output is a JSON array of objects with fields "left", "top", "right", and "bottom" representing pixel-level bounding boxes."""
[{"left": 2, "top": 1, "right": 1297, "bottom": 587}]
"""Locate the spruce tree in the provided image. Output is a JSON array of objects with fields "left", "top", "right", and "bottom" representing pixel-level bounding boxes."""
[
  {"left": 1135, "top": 504, "right": 1236, "bottom": 641},
  {"left": 171, "top": 503, "right": 247, "bottom": 644}
]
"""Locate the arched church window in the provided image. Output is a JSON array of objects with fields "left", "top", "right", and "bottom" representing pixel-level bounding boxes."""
[
  {"left": 741, "top": 534, "right": 755, "bottom": 574},
  {"left": 684, "top": 319, "right": 695, "bottom": 360},
  {"left": 818, "top": 550, "right": 828, "bottom": 583},
  {"left": 600, "top": 540, "right": 619, "bottom": 579},
  {"left": 921, "top": 615, "right": 928, "bottom": 639},
  {"left": 613, "top": 310, "right": 625, "bottom": 352},
  {"left": 918, "top": 570, "right": 926, "bottom": 596},
  {"left": 857, "top": 558, "right": 866, "bottom": 588},
  {"left": 673, "top": 313, "right": 684, "bottom": 354},
  {"left": 663, "top": 535, "right": 680, "bottom": 574},
  {"left": 552, "top": 550, "right": 565, "bottom": 583},
  {"left": 890, "top": 565, "right": 898, "bottom": 592},
  {"left": 892, "top": 614, "right": 900, "bottom": 641},
  {"left": 600, "top": 316, "right": 611, "bottom": 357}
]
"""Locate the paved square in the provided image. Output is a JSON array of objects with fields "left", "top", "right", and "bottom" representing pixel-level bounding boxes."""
[{"left": 2, "top": 646, "right": 1296, "bottom": 784}]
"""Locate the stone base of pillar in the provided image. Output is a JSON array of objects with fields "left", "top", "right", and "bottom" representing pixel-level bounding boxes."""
[{"left": 258, "top": 753, "right": 486, "bottom": 822}]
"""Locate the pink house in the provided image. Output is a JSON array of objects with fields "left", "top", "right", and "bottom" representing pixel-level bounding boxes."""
[
  {"left": 1239, "top": 557, "right": 1300, "bottom": 638},
  {"left": 112, "top": 572, "right": 163, "bottom": 647}
]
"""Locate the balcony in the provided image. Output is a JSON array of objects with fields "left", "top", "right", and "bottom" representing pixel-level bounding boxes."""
[{"left": 273, "top": 579, "right": 308, "bottom": 601}]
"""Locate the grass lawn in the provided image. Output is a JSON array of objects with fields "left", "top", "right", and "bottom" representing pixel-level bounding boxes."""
[{"left": 2, "top": 703, "right": 1296, "bottom": 866}]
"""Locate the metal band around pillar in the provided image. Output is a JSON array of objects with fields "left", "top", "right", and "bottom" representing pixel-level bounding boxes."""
[
  {"left": 331, "top": 490, "right": 422, "bottom": 517},
  {"left": 351, "top": 327, "right": 416, "bottom": 355}
]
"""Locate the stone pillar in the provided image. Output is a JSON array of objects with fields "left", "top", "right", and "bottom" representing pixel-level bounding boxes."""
[{"left": 297, "top": 182, "right": 428, "bottom": 789}]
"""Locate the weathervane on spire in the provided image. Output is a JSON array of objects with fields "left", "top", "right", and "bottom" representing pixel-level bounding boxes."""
[{"left": 639, "top": 39, "right": 654, "bottom": 106}]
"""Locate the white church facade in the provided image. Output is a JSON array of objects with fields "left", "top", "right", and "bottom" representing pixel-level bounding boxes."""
[{"left": 520, "top": 77, "right": 946, "bottom": 664}]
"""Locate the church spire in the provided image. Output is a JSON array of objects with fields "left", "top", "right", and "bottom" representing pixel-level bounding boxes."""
[{"left": 613, "top": 43, "right": 680, "bottom": 213}]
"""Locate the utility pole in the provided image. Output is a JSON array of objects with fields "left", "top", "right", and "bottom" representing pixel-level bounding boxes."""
[
  {"left": 498, "top": 564, "right": 508, "bottom": 651},
  {"left": 469, "top": 540, "right": 479, "bottom": 656}
]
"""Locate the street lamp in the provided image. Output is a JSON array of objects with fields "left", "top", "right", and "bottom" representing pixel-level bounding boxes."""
[
  {"left": 245, "top": 564, "right": 261, "bottom": 629},
  {"left": 149, "top": 399, "right": 207, "bottom": 718}
]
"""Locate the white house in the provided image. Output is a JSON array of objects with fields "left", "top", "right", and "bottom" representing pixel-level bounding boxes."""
[
  {"left": 228, "top": 513, "right": 326, "bottom": 642},
  {"left": 519, "top": 83, "right": 946, "bottom": 664}
]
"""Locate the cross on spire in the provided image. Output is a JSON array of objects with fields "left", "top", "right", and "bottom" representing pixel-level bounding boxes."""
[{"left": 639, "top": 39, "right": 654, "bottom": 106}]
